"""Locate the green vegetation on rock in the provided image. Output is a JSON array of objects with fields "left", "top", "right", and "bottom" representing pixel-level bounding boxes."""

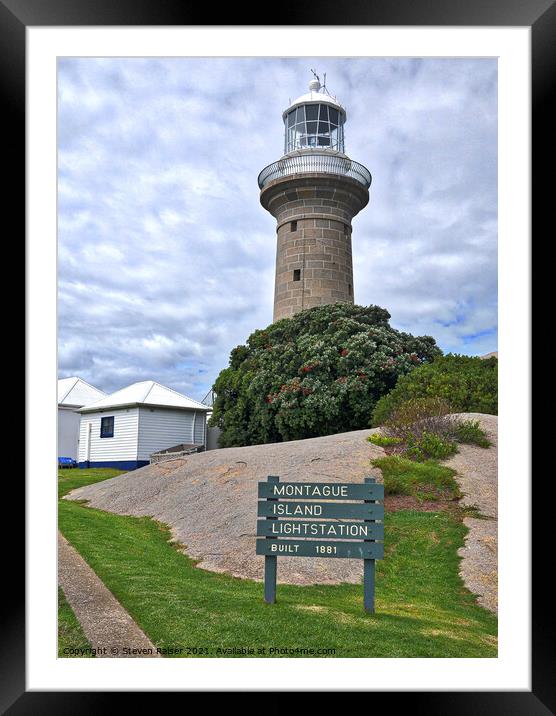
[
  {"left": 369, "top": 397, "right": 492, "bottom": 462},
  {"left": 454, "top": 419, "right": 492, "bottom": 448},
  {"left": 372, "top": 455, "right": 461, "bottom": 501},
  {"left": 404, "top": 432, "right": 458, "bottom": 462},
  {"left": 372, "top": 354, "right": 498, "bottom": 427},
  {"left": 368, "top": 433, "right": 403, "bottom": 448}
]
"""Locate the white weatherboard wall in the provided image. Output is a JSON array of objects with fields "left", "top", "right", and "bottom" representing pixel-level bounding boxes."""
[
  {"left": 194, "top": 410, "right": 206, "bottom": 446},
  {"left": 137, "top": 408, "right": 206, "bottom": 461},
  {"left": 78, "top": 408, "right": 139, "bottom": 463},
  {"left": 58, "top": 407, "right": 81, "bottom": 459},
  {"left": 58, "top": 377, "right": 107, "bottom": 460}
]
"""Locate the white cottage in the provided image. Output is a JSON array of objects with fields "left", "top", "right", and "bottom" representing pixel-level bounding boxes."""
[
  {"left": 58, "top": 377, "right": 107, "bottom": 460},
  {"left": 77, "top": 381, "right": 211, "bottom": 470}
]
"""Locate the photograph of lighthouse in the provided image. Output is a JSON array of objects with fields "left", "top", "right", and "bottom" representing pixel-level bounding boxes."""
[{"left": 58, "top": 57, "right": 498, "bottom": 660}]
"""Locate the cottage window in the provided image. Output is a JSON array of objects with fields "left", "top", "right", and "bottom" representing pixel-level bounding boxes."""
[{"left": 100, "top": 416, "right": 114, "bottom": 438}]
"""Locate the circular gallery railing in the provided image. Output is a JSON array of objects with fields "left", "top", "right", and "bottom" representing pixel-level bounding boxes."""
[{"left": 258, "top": 153, "right": 371, "bottom": 190}]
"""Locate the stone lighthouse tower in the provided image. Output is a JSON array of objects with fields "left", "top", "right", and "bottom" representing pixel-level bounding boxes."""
[{"left": 258, "top": 74, "right": 371, "bottom": 322}]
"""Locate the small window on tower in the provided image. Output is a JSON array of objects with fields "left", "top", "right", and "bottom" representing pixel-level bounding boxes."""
[
  {"left": 291, "top": 221, "right": 297, "bottom": 232},
  {"left": 293, "top": 269, "right": 301, "bottom": 281},
  {"left": 348, "top": 284, "right": 352, "bottom": 295}
]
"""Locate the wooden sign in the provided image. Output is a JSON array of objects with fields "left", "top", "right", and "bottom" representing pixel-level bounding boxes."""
[{"left": 256, "top": 475, "right": 384, "bottom": 614}]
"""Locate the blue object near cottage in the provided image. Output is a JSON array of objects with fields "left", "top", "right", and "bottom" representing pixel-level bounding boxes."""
[{"left": 58, "top": 456, "right": 77, "bottom": 468}]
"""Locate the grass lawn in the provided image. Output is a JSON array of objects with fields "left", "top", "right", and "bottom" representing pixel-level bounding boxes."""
[
  {"left": 58, "top": 469, "right": 497, "bottom": 658},
  {"left": 58, "top": 467, "right": 125, "bottom": 499},
  {"left": 58, "top": 587, "right": 94, "bottom": 657}
]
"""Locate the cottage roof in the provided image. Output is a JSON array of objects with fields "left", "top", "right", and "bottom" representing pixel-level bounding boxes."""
[
  {"left": 78, "top": 380, "right": 211, "bottom": 413},
  {"left": 58, "top": 377, "right": 107, "bottom": 407}
]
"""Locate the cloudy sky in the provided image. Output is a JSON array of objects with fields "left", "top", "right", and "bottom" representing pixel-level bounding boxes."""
[{"left": 58, "top": 57, "right": 497, "bottom": 400}]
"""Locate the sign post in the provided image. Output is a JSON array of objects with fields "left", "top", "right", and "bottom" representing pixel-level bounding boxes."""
[
  {"left": 263, "top": 475, "right": 279, "bottom": 604},
  {"left": 363, "top": 476, "right": 376, "bottom": 614},
  {"left": 256, "top": 476, "right": 384, "bottom": 612}
]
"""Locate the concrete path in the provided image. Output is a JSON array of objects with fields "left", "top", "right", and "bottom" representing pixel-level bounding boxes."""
[{"left": 58, "top": 532, "right": 161, "bottom": 658}]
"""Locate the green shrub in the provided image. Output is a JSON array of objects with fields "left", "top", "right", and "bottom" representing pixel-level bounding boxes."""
[
  {"left": 372, "top": 354, "right": 498, "bottom": 426},
  {"left": 405, "top": 432, "right": 458, "bottom": 462},
  {"left": 372, "top": 455, "right": 460, "bottom": 500},
  {"left": 375, "top": 396, "right": 459, "bottom": 461},
  {"left": 209, "top": 303, "right": 441, "bottom": 446},
  {"left": 368, "top": 433, "right": 403, "bottom": 448},
  {"left": 454, "top": 419, "right": 492, "bottom": 448},
  {"left": 383, "top": 396, "right": 455, "bottom": 441}
]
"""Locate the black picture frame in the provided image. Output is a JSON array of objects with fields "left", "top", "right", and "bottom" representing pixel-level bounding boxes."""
[{"left": 11, "top": 0, "right": 545, "bottom": 710}]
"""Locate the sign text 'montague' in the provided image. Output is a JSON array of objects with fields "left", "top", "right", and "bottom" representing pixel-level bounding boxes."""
[{"left": 258, "top": 481, "right": 384, "bottom": 501}]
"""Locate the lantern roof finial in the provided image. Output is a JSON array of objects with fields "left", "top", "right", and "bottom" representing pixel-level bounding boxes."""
[{"left": 309, "top": 68, "right": 321, "bottom": 93}]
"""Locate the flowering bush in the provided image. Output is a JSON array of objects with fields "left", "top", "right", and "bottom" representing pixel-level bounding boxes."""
[{"left": 209, "top": 303, "right": 441, "bottom": 447}]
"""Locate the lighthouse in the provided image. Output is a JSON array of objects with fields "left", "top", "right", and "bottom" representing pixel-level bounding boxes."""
[{"left": 258, "top": 74, "right": 371, "bottom": 322}]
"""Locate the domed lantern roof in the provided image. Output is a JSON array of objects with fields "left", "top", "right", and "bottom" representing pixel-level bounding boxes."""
[{"left": 282, "top": 76, "right": 347, "bottom": 155}]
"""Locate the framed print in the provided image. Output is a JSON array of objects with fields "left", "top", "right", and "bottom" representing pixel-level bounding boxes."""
[{"left": 11, "top": 0, "right": 547, "bottom": 708}]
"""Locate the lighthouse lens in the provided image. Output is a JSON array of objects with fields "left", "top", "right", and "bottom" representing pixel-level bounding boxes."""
[{"left": 284, "top": 102, "right": 345, "bottom": 153}]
